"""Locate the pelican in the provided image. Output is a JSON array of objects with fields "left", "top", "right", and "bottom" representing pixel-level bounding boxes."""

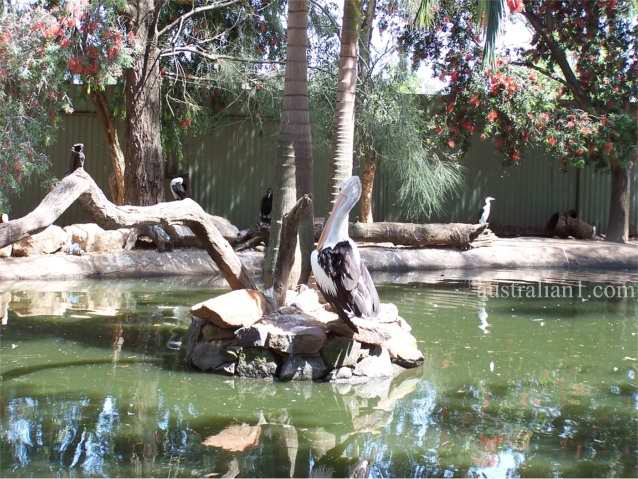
[
  {"left": 170, "top": 177, "right": 187, "bottom": 200},
  {"left": 260, "top": 188, "right": 273, "bottom": 224},
  {"left": 479, "top": 196, "right": 495, "bottom": 224},
  {"left": 311, "top": 176, "right": 379, "bottom": 332}
]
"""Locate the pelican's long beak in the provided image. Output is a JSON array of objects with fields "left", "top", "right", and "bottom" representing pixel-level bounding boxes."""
[{"left": 317, "top": 177, "right": 362, "bottom": 249}]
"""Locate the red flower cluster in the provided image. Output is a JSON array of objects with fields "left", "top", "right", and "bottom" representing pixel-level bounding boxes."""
[{"left": 488, "top": 71, "right": 519, "bottom": 97}]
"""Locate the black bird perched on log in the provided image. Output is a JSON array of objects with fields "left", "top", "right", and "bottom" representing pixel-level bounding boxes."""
[
  {"left": 479, "top": 196, "right": 495, "bottom": 224},
  {"left": 65, "top": 143, "right": 85, "bottom": 176},
  {"left": 311, "top": 176, "right": 379, "bottom": 332},
  {"left": 260, "top": 188, "right": 273, "bottom": 224},
  {"left": 170, "top": 177, "right": 187, "bottom": 200}
]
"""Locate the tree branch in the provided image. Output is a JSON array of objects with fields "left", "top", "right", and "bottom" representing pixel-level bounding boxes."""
[
  {"left": 523, "top": 10, "right": 592, "bottom": 111},
  {"left": 157, "top": 0, "right": 242, "bottom": 37},
  {"left": 160, "top": 46, "right": 286, "bottom": 65},
  {"left": 510, "top": 61, "right": 568, "bottom": 87},
  {"left": 273, "top": 195, "right": 312, "bottom": 307},
  {"left": 0, "top": 168, "right": 251, "bottom": 289}
]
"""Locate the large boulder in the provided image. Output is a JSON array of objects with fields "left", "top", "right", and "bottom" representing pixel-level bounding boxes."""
[
  {"left": 192, "top": 289, "right": 272, "bottom": 329},
  {"left": 353, "top": 348, "right": 394, "bottom": 378},
  {"left": 279, "top": 355, "right": 327, "bottom": 381},
  {"left": 201, "top": 322, "right": 236, "bottom": 341},
  {"left": 190, "top": 340, "right": 235, "bottom": 371},
  {"left": 63, "top": 223, "right": 127, "bottom": 253},
  {"left": 321, "top": 336, "right": 368, "bottom": 369},
  {"left": 261, "top": 313, "right": 328, "bottom": 355},
  {"left": 12, "top": 225, "right": 68, "bottom": 257},
  {"left": 235, "top": 348, "right": 279, "bottom": 378}
]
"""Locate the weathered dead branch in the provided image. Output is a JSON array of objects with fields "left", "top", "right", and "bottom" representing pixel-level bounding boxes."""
[
  {"left": 273, "top": 195, "right": 312, "bottom": 306},
  {"left": 0, "top": 168, "right": 254, "bottom": 290},
  {"left": 348, "top": 222, "right": 488, "bottom": 249}
]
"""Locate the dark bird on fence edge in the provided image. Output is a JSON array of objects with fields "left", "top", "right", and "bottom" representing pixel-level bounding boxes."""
[{"left": 311, "top": 176, "right": 379, "bottom": 332}]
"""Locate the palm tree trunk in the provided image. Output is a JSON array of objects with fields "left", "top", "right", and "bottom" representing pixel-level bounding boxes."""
[
  {"left": 91, "top": 91, "right": 126, "bottom": 205},
  {"left": 607, "top": 162, "right": 632, "bottom": 243},
  {"left": 329, "top": 0, "right": 360, "bottom": 208},
  {"left": 263, "top": 0, "right": 312, "bottom": 287}
]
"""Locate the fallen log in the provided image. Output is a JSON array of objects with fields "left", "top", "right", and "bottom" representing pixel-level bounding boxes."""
[
  {"left": 273, "top": 195, "right": 312, "bottom": 307},
  {"left": 0, "top": 168, "right": 255, "bottom": 290},
  {"left": 348, "top": 222, "right": 488, "bottom": 249}
]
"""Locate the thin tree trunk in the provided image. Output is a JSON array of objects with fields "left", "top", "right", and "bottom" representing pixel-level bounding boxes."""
[
  {"left": 264, "top": 0, "right": 311, "bottom": 287},
  {"left": 329, "top": 0, "right": 360, "bottom": 208},
  {"left": 357, "top": 0, "right": 376, "bottom": 224},
  {"left": 124, "top": 0, "right": 165, "bottom": 206},
  {"left": 607, "top": 162, "right": 632, "bottom": 243},
  {"left": 359, "top": 154, "right": 375, "bottom": 223},
  {"left": 92, "top": 91, "right": 126, "bottom": 205},
  {"left": 289, "top": 0, "right": 314, "bottom": 285}
]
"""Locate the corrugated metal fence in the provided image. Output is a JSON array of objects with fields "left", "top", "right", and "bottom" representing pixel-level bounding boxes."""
[{"left": 7, "top": 111, "right": 638, "bottom": 234}]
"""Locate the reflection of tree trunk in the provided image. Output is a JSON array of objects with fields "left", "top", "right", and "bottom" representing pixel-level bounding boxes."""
[
  {"left": 92, "top": 91, "right": 126, "bottom": 205},
  {"left": 329, "top": 0, "right": 360, "bottom": 208},
  {"left": 607, "top": 162, "right": 632, "bottom": 243},
  {"left": 112, "top": 321, "right": 124, "bottom": 364},
  {"left": 359, "top": 154, "right": 376, "bottom": 223}
]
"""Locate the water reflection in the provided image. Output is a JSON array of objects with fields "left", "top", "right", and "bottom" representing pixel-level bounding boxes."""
[{"left": 0, "top": 275, "right": 636, "bottom": 477}]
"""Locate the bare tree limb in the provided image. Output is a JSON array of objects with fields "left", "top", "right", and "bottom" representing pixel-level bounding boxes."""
[
  {"left": 0, "top": 168, "right": 252, "bottom": 290},
  {"left": 510, "top": 61, "right": 568, "bottom": 87},
  {"left": 157, "top": 0, "right": 242, "bottom": 37},
  {"left": 523, "top": 11, "right": 592, "bottom": 111},
  {"left": 273, "top": 195, "right": 312, "bottom": 307},
  {"left": 160, "top": 46, "right": 286, "bottom": 65}
]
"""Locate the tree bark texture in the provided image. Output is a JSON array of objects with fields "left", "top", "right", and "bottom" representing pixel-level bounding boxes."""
[
  {"left": 264, "top": 0, "right": 312, "bottom": 287},
  {"left": 0, "top": 168, "right": 254, "bottom": 290},
  {"left": 124, "top": 0, "right": 165, "bottom": 206},
  {"left": 273, "top": 195, "right": 312, "bottom": 307},
  {"left": 359, "top": 154, "right": 376, "bottom": 223},
  {"left": 92, "top": 91, "right": 126, "bottom": 205},
  {"left": 607, "top": 163, "right": 632, "bottom": 243},
  {"left": 288, "top": 0, "right": 315, "bottom": 284},
  {"left": 329, "top": 0, "right": 360, "bottom": 208}
]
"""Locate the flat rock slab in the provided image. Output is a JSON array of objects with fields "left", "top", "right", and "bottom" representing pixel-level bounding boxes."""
[
  {"left": 191, "top": 289, "right": 271, "bottom": 329},
  {"left": 12, "top": 225, "right": 68, "bottom": 257}
]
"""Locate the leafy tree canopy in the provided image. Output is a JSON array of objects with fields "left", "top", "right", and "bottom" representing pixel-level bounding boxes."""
[{"left": 401, "top": 0, "right": 637, "bottom": 171}]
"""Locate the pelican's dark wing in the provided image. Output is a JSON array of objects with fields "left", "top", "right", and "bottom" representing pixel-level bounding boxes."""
[{"left": 315, "top": 241, "right": 379, "bottom": 327}]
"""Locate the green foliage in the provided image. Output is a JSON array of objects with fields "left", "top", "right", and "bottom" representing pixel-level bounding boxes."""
[
  {"left": 310, "top": 59, "right": 463, "bottom": 220},
  {"left": 0, "top": 0, "right": 134, "bottom": 212},
  {"left": 0, "top": 7, "right": 71, "bottom": 212},
  {"left": 403, "top": 0, "right": 638, "bottom": 173}
]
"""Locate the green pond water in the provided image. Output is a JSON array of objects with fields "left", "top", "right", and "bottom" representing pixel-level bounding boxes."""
[{"left": 0, "top": 272, "right": 637, "bottom": 478}]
